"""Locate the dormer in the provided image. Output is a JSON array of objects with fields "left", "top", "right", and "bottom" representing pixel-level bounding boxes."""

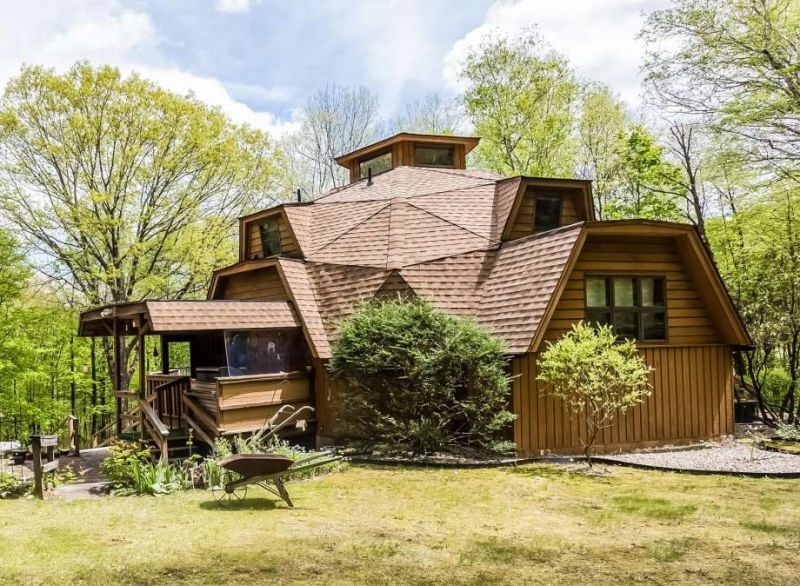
[
  {"left": 503, "top": 178, "right": 595, "bottom": 241},
  {"left": 335, "top": 133, "right": 480, "bottom": 183},
  {"left": 237, "top": 207, "right": 304, "bottom": 261}
]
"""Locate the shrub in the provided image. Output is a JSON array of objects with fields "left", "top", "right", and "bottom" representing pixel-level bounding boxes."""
[
  {"left": 775, "top": 422, "right": 800, "bottom": 442},
  {"left": 329, "top": 299, "right": 514, "bottom": 455},
  {"left": 100, "top": 440, "right": 188, "bottom": 495},
  {"left": 100, "top": 440, "right": 152, "bottom": 490},
  {"left": 537, "top": 322, "right": 652, "bottom": 465},
  {"left": 0, "top": 472, "right": 30, "bottom": 499}
]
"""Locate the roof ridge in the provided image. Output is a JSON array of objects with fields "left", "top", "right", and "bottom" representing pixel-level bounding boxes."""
[
  {"left": 311, "top": 180, "right": 498, "bottom": 205},
  {"left": 424, "top": 166, "right": 503, "bottom": 181},
  {"left": 308, "top": 202, "right": 392, "bottom": 255},
  {"left": 496, "top": 222, "right": 585, "bottom": 250},
  {"left": 400, "top": 244, "right": 499, "bottom": 270},
  {"left": 404, "top": 200, "right": 496, "bottom": 243}
]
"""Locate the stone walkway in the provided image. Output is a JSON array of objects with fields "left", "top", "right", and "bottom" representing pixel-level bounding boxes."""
[
  {"left": 598, "top": 441, "right": 800, "bottom": 476},
  {"left": 53, "top": 447, "right": 112, "bottom": 500}
]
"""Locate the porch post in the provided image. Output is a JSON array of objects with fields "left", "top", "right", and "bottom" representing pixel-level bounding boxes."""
[
  {"left": 137, "top": 315, "right": 146, "bottom": 449},
  {"left": 113, "top": 318, "right": 123, "bottom": 436},
  {"left": 160, "top": 335, "right": 170, "bottom": 375}
]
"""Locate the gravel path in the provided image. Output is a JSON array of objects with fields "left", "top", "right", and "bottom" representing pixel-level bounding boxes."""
[{"left": 599, "top": 442, "right": 800, "bottom": 475}]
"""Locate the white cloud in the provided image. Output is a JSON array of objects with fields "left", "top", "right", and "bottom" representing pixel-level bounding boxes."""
[
  {"left": 215, "top": 0, "right": 254, "bottom": 13},
  {"left": 0, "top": 1, "right": 294, "bottom": 136},
  {"left": 443, "top": 0, "right": 669, "bottom": 106}
]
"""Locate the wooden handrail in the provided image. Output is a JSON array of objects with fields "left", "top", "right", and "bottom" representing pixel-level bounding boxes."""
[
  {"left": 151, "top": 376, "right": 190, "bottom": 394},
  {"left": 139, "top": 398, "right": 170, "bottom": 438},
  {"left": 182, "top": 394, "right": 220, "bottom": 434},
  {"left": 184, "top": 413, "right": 215, "bottom": 448},
  {"left": 114, "top": 390, "right": 138, "bottom": 399}
]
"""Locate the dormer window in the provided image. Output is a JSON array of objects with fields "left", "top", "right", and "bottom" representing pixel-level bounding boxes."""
[
  {"left": 534, "top": 194, "right": 562, "bottom": 232},
  {"left": 259, "top": 220, "right": 281, "bottom": 257},
  {"left": 359, "top": 151, "right": 392, "bottom": 179},
  {"left": 414, "top": 145, "right": 454, "bottom": 168}
]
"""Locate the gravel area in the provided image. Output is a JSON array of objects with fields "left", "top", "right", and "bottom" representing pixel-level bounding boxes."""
[{"left": 599, "top": 441, "right": 800, "bottom": 475}]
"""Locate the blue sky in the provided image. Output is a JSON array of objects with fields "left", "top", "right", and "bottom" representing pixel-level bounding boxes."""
[{"left": 0, "top": 0, "right": 668, "bottom": 135}]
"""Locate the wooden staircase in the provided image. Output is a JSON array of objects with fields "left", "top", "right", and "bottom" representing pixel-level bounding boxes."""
[{"left": 108, "top": 375, "right": 221, "bottom": 461}]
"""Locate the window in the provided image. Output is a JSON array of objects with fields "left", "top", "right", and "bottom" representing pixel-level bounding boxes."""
[
  {"left": 414, "top": 145, "right": 454, "bottom": 167},
  {"left": 259, "top": 220, "right": 281, "bottom": 257},
  {"left": 585, "top": 276, "right": 666, "bottom": 341},
  {"left": 359, "top": 151, "right": 393, "bottom": 178},
  {"left": 223, "top": 329, "right": 309, "bottom": 376},
  {"left": 534, "top": 194, "right": 562, "bottom": 232}
]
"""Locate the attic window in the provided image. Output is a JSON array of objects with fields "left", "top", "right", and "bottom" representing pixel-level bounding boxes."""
[
  {"left": 359, "top": 151, "right": 392, "bottom": 178},
  {"left": 259, "top": 220, "right": 281, "bottom": 257},
  {"left": 586, "top": 276, "right": 666, "bottom": 341},
  {"left": 534, "top": 194, "right": 562, "bottom": 232},
  {"left": 414, "top": 145, "right": 454, "bottom": 167}
]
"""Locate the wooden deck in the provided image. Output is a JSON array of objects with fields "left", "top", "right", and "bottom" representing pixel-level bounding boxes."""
[{"left": 132, "top": 371, "right": 313, "bottom": 455}]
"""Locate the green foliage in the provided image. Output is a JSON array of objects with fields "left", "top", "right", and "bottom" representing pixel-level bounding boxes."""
[
  {"left": 127, "top": 460, "right": 189, "bottom": 496},
  {"left": 460, "top": 28, "right": 579, "bottom": 176},
  {"left": 330, "top": 299, "right": 515, "bottom": 455},
  {"left": 537, "top": 323, "right": 652, "bottom": 463},
  {"left": 642, "top": 0, "right": 800, "bottom": 179},
  {"left": 775, "top": 423, "right": 800, "bottom": 442},
  {"left": 100, "top": 440, "right": 190, "bottom": 496},
  {"left": 0, "top": 471, "right": 30, "bottom": 499},
  {"left": 605, "top": 126, "right": 684, "bottom": 221},
  {"left": 99, "top": 440, "right": 153, "bottom": 492},
  {"left": 0, "top": 62, "right": 286, "bottom": 389}
]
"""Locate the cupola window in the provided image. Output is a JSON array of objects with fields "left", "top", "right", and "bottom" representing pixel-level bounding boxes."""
[
  {"left": 359, "top": 151, "right": 392, "bottom": 179},
  {"left": 414, "top": 145, "right": 455, "bottom": 167}
]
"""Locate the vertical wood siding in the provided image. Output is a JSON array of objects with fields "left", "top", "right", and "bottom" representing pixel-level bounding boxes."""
[
  {"left": 313, "top": 358, "right": 346, "bottom": 443},
  {"left": 543, "top": 236, "right": 719, "bottom": 345},
  {"left": 511, "top": 345, "right": 734, "bottom": 456}
]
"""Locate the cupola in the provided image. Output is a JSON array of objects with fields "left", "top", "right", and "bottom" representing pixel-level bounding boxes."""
[{"left": 335, "top": 133, "right": 480, "bottom": 184}]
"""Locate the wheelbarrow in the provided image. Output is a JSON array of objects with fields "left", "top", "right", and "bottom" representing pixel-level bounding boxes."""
[{"left": 211, "top": 406, "right": 342, "bottom": 507}]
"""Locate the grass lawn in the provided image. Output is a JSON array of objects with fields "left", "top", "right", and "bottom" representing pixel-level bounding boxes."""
[{"left": 0, "top": 463, "right": 798, "bottom": 585}]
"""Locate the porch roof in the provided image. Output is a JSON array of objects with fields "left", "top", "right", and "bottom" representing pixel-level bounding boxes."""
[{"left": 78, "top": 300, "right": 301, "bottom": 337}]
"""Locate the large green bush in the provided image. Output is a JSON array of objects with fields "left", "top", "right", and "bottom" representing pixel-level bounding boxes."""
[{"left": 329, "top": 299, "right": 514, "bottom": 454}]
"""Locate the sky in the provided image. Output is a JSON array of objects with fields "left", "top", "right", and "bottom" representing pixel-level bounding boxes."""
[{"left": 0, "top": 0, "right": 669, "bottom": 137}]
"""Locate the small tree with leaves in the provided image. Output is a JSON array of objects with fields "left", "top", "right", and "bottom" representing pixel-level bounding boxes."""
[{"left": 537, "top": 323, "right": 652, "bottom": 465}]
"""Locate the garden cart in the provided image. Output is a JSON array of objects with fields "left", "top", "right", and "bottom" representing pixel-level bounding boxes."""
[{"left": 211, "top": 405, "right": 342, "bottom": 507}]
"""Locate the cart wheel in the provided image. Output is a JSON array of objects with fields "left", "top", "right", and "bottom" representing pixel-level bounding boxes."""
[{"left": 211, "top": 471, "right": 247, "bottom": 505}]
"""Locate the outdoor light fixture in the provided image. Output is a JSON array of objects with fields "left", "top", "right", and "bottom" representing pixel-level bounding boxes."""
[{"left": 100, "top": 308, "right": 112, "bottom": 318}]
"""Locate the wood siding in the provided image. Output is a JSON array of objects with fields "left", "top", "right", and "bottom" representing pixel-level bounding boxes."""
[
  {"left": 313, "top": 358, "right": 346, "bottom": 443},
  {"left": 217, "top": 372, "right": 312, "bottom": 434},
  {"left": 512, "top": 345, "right": 734, "bottom": 456},
  {"left": 348, "top": 142, "right": 468, "bottom": 182},
  {"left": 509, "top": 188, "right": 581, "bottom": 240},
  {"left": 244, "top": 213, "right": 300, "bottom": 260},
  {"left": 543, "top": 236, "right": 720, "bottom": 345},
  {"left": 213, "top": 266, "right": 287, "bottom": 301}
]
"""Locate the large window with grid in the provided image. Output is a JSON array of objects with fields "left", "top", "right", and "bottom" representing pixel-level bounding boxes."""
[{"left": 585, "top": 276, "right": 666, "bottom": 341}]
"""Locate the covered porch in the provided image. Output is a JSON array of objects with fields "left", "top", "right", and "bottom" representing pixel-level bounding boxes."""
[{"left": 78, "top": 300, "right": 315, "bottom": 458}]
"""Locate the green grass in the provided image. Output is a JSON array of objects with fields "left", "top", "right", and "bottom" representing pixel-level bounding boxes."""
[{"left": 0, "top": 464, "right": 799, "bottom": 585}]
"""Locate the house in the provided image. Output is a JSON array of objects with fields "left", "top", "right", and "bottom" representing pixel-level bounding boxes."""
[{"left": 78, "top": 133, "right": 752, "bottom": 457}]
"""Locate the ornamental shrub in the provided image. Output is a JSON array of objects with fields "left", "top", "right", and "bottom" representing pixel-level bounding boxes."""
[
  {"left": 537, "top": 322, "right": 652, "bottom": 465},
  {"left": 329, "top": 299, "right": 514, "bottom": 455}
]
